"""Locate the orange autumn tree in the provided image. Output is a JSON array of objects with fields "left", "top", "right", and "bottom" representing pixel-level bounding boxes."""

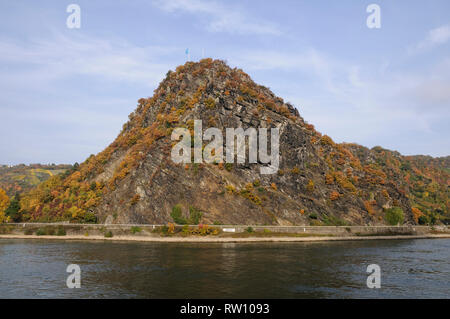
[
  {"left": 19, "top": 174, "right": 100, "bottom": 223},
  {"left": 411, "top": 207, "right": 424, "bottom": 223},
  {"left": 329, "top": 191, "right": 340, "bottom": 201},
  {"left": 0, "top": 188, "right": 10, "bottom": 223}
]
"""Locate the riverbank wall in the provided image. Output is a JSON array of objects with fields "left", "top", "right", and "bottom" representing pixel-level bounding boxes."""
[{"left": 0, "top": 223, "right": 448, "bottom": 238}]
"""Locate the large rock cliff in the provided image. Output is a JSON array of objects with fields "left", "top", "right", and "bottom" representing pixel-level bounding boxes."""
[{"left": 18, "top": 59, "right": 449, "bottom": 226}]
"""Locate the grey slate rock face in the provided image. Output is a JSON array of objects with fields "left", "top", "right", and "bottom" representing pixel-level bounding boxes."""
[{"left": 92, "top": 60, "right": 415, "bottom": 226}]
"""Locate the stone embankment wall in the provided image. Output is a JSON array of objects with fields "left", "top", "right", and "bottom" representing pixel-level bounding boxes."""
[{"left": 0, "top": 223, "right": 449, "bottom": 237}]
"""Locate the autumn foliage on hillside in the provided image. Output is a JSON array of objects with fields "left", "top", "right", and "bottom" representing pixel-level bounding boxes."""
[
  {"left": 0, "top": 164, "right": 72, "bottom": 196},
  {"left": 8, "top": 59, "right": 450, "bottom": 225},
  {"left": 15, "top": 59, "right": 301, "bottom": 223},
  {"left": 0, "top": 188, "right": 9, "bottom": 223}
]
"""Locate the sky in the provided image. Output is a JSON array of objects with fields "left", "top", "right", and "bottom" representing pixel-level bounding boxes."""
[{"left": 0, "top": 0, "right": 449, "bottom": 165}]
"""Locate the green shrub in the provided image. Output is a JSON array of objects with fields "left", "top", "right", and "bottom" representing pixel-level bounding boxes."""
[
  {"left": 171, "top": 204, "right": 188, "bottom": 224},
  {"left": 385, "top": 207, "right": 404, "bottom": 225},
  {"left": 130, "top": 226, "right": 142, "bottom": 234},
  {"left": 36, "top": 229, "right": 46, "bottom": 236},
  {"left": 104, "top": 231, "right": 113, "bottom": 238},
  {"left": 309, "top": 219, "right": 323, "bottom": 226},
  {"left": 418, "top": 213, "right": 437, "bottom": 225},
  {"left": 24, "top": 228, "right": 33, "bottom": 235},
  {"left": 418, "top": 215, "right": 429, "bottom": 225},
  {"left": 188, "top": 206, "right": 203, "bottom": 225},
  {"left": 56, "top": 226, "right": 66, "bottom": 236},
  {"left": 83, "top": 212, "right": 98, "bottom": 224},
  {"left": 427, "top": 212, "right": 438, "bottom": 225},
  {"left": 245, "top": 226, "right": 254, "bottom": 233},
  {"left": 322, "top": 214, "right": 349, "bottom": 226},
  {"left": 171, "top": 205, "right": 203, "bottom": 225},
  {"left": 161, "top": 225, "right": 169, "bottom": 235},
  {"left": 0, "top": 225, "right": 14, "bottom": 234}
]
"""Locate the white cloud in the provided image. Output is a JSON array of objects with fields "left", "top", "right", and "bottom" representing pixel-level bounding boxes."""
[
  {"left": 228, "top": 48, "right": 450, "bottom": 156},
  {"left": 152, "top": 0, "right": 282, "bottom": 36},
  {"left": 231, "top": 49, "right": 359, "bottom": 99},
  {"left": 0, "top": 32, "right": 180, "bottom": 164},
  {"left": 411, "top": 24, "right": 450, "bottom": 53},
  {"left": 427, "top": 25, "right": 450, "bottom": 45},
  {"left": 0, "top": 32, "right": 177, "bottom": 88}
]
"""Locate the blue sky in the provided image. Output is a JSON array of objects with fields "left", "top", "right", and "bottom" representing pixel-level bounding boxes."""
[{"left": 0, "top": 0, "right": 449, "bottom": 164}]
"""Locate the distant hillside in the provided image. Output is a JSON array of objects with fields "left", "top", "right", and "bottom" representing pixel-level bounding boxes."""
[
  {"left": 344, "top": 146, "right": 449, "bottom": 225},
  {"left": 11, "top": 59, "right": 450, "bottom": 225},
  {"left": 0, "top": 164, "right": 73, "bottom": 196}
]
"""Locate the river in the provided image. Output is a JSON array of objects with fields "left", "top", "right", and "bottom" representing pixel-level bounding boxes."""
[{"left": 0, "top": 238, "right": 448, "bottom": 298}]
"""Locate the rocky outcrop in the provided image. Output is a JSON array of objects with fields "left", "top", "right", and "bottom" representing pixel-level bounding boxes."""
[
  {"left": 20, "top": 59, "right": 448, "bottom": 226},
  {"left": 88, "top": 59, "right": 425, "bottom": 226}
]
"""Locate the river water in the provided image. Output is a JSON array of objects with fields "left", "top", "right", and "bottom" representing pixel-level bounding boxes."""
[{"left": 0, "top": 238, "right": 448, "bottom": 298}]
